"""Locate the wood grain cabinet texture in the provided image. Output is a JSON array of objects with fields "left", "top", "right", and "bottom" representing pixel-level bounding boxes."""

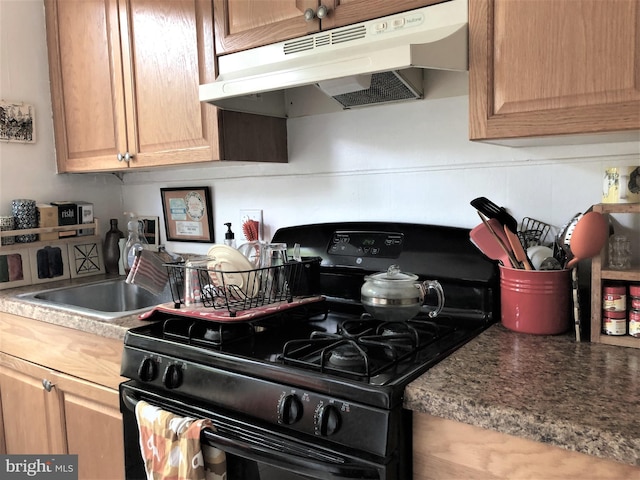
[
  {"left": 469, "top": 0, "right": 640, "bottom": 142},
  {"left": 213, "top": 0, "right": 447, "bottom": 55},
  {"left": 45, "top": 0, "right": 286, "bottom": 173},
  {"left": 413, "top": 413, "right": 640, "bottom": 480},
  {"left": 0, "top": 313, "right": 125, "bottom": 479}
]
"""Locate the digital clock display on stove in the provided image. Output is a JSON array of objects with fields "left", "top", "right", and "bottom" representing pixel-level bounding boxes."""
[{"left": 328, "top": 231, "right": 403, "bottom": 258}]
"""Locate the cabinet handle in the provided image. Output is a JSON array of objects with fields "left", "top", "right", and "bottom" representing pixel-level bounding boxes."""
[
  {"left": 117, "top": 152, "right": 133, "bottom": 163},
  {"left": 304, "top": 5, "right": 329, "bottom": 22},
  {"left": 303, "top": 8, "right": 315, "bottom": 21},
  {"left": 316, "top": 4, "right": 328, "bottom": 19},
  {"left": 42, "top": 379, "right": 55, "bottom": 392}
]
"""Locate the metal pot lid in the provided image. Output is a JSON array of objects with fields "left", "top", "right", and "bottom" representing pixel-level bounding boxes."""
[{"left": 365, "top": 264, "right": 418, "bottom": 282}]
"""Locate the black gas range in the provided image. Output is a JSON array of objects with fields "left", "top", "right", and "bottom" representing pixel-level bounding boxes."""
[{"left": 120, "top": 222, "right": 498, "bottom": 480}]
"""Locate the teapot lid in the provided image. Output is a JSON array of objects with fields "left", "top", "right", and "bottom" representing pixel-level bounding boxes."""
[{"left": 366, "top": 265, "right": 418, "bottom": 282}]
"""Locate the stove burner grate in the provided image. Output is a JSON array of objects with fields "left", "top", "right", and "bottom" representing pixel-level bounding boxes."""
[{"left": 282, "top": 317, "right": 456, "bottom": 379}]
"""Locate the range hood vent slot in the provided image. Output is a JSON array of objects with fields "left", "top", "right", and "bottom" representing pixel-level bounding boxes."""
[
  {"left": 330, "top": 25, "right": 367, "bottom": 45},
  {"left": 284, "top": 24, "right": 367, "bottom": 55}
]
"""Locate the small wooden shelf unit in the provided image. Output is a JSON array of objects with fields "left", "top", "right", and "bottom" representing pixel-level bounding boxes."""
[{"left": 590, "top": 204, "right": 640, "bottom": 349}]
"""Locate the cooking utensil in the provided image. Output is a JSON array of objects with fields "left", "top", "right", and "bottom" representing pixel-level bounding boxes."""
[
  {"left": 539, "top": 257, "right": 562, "bottom": 270},
  {"left": 473, "top": 212, "right": 519, "bottom": 268},
  {"left": 555, "top": 212, "right": 582, "bottom": 267},
  {"left": 470, "top": 197, "right": 518, "bottom": 233},
  {"left": 361, "top": 265, "right": 444, "bottom": 321},
  {"left": 564, "top": 211, "right": 608, "bottom": 269},
  {"left": 526, "top": 245, "right": 554, "bottom": 270},
  {"left": 470, "top": 222, "right": 513, "bottom": 267},
  {"left": 504, "top": 225, "right": 533, "bottom": 270},
  {"left": 572, "top": 267, "right": 581, "bottom": 342},
  {"left": 518, "top": 217, "right": 552, "bottom": 248}
]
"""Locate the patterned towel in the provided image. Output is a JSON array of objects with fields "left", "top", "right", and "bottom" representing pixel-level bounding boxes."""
[
  {"left": 135, "top": 400, "right": 226, "bottom": 480},
  {"left": 126, "top": 250, "right": 169, "bottom": 295}
]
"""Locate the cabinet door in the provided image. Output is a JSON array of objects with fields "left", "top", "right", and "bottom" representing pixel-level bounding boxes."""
[
  {"left": 122, "top": 0, "right": 220, "bottom": 168},
  {"left": 214, "top": 0, "right": 320, "bottom": 55},
  {"left": 469, "top": 0, "right": 640, "bottom": 141},
  {"left": 45, "top": 0, "right": 129, "bottom": 173},
  {"left": 0, "top": 355, "right": 66, "bottom": 454},
  {"left": 55, "top": 372, "right": 124, "bottom": 480},
  {"left": 321, "top": 0, "right": 447, "bottom": 30}
]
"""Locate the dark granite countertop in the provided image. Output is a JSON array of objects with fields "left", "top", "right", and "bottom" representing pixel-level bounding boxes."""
[{"left": 404, "top": 323, "right": 640, "bottom": 467}]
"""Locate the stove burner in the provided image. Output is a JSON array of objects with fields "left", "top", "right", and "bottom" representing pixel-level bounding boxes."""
[{"left": 327, "top": 343, "right": 367, "bottom": 369}]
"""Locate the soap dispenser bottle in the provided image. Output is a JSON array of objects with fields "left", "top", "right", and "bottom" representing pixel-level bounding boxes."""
[
  {"left": 124, "top": 212, "right": 148, "bottom": 273},
  {"left": 224, "top": 222, "right": 236, "bottom": 248}
]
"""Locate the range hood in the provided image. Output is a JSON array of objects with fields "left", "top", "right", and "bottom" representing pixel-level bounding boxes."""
[{"left": 200, "top": 0, "right": 468, "bottom": 118}]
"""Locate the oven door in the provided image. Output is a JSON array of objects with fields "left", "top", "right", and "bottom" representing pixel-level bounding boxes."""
[{"left": 120, "top": 381, "right": 399, "bottom": 480}]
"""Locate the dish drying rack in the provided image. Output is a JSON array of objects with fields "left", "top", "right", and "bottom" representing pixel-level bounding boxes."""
[{"left": 164, "top": 257, "right": 321, "bottom": 316}]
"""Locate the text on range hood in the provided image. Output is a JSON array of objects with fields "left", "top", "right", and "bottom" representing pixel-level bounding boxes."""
[{"left": 200, "top": 0, "right": 468, "bottom": 118}]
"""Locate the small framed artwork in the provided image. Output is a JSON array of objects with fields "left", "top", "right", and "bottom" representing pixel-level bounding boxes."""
[
  {"left": 161, "top": 187, "right": 214, "bottom": 243},
  {"left": 0, "top": 101, "right": 36, "bottom": 143},
  {"left": 0, "top": 249, "right": 32, "bottom": 290},
  {"left": 139, "top": 216, "right": 160, "bottom": 249},
  {"left": 67, "top": 238, "right": 105, "bottom": 278},
  {"left": 28, "top": 244, "right": 70, "bottom": 285}
]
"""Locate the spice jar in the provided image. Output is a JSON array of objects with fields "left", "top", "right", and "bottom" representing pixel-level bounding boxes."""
[
  {"left": 603, "top": 310, "right": 627, "bottom": 336},
  {"left": 630, "top": 284, "right": 640, "bottom": 310},
  {"left": 603, "top": 284, "right": 626, "bottom": 312},
  {"left": 629, "top": 309, "right": 640, "bottom": 338}
]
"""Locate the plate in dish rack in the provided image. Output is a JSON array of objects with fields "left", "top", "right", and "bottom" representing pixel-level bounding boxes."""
[{"left": 206, "top": 244, "right": 257, "bottom": 297}]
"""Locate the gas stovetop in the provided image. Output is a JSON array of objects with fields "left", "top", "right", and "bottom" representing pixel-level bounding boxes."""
[{"left": 120, "top": 221, "right": 499, "bottom": 459}]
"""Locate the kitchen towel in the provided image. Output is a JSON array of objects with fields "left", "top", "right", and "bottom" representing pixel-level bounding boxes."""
[
  {"left": 126, "top": 249, "right": 169, "bottom": 295},
  {"left": 135, "top": 400, "right": 226, "bottom": 480}
]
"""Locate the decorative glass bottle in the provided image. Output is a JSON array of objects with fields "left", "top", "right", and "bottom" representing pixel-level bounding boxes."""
[{"left": 104, "top": 219, "right": 124, "bottom": 274}]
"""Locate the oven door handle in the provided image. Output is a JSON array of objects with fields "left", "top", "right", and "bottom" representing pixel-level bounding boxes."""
[{"left": 122, "top": 391, "right": 380, "bottom": 480}]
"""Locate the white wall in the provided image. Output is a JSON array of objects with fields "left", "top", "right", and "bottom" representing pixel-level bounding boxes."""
[
  {"left": 1, "top": 0, "right": 638, "bottom": 257},
  {"left": 122, "top": 94, "right": 639, "bottom": 255},
  {"left": 0, "top": 0, "right": 123, "bottom": 234}
]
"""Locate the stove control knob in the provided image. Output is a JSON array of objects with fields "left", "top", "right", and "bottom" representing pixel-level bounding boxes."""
[
  {"left": 317, "top": 404, "right": 341, "bottom": 436},
  {"left": 138, "top": 358, "right": 158, "bottom": 382},
  {"left": 163, "top": 364, "right": 183, "bottom": 389},
  {"left": 278, "top": 394, "right": 303, "bottom": 425}
]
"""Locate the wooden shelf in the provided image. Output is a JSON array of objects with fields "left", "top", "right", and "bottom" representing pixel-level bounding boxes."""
[
  {"left": 590, "top": 204, "right": 640, "bottom": 349},
  {"left": 0, "top": 220, "right": 100, "bottom": 250}
]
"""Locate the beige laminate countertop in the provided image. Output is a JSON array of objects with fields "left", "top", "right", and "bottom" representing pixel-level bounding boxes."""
[
  {"left": 0, "top": 274, "right": 143, "bottom": 340},
  {"left": 2, "top": 278, "right": 639, "bottom": 469},
  {"left": 405, "top": 323, "right": 640, "bottom": 468}
]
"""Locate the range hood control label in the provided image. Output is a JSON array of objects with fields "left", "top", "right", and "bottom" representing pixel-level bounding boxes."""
[{"left": 328, "top": 231, "right": 403, "bottom": 258}]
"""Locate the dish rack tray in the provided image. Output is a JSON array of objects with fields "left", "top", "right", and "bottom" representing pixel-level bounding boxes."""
[{"left": 165, "top": 257, "right": 321, "bottom": 316}]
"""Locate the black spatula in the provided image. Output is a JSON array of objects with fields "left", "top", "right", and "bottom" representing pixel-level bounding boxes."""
[{"left": 470, "top": 197, "right": 518, "bottom": 233}]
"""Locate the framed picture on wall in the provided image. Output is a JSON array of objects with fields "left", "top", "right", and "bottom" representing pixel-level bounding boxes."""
[
  {"left": 138, "top": 216, "right": 160, "bottom": 248},
  {"left": 160, "top": 187, "right": 214, "bottom": 243}
]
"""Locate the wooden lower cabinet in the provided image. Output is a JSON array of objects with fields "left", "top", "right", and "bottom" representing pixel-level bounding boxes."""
[
  {"left": 0, "top": 313, "right": 125, "bottom": 479},
  {"left": 413, "top": 413, "right": 639, "bottom": 479}
]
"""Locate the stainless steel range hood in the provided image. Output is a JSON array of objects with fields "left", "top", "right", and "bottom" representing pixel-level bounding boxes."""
[{"left": 200, "top": 0, "right": 468, "bottom": 118}]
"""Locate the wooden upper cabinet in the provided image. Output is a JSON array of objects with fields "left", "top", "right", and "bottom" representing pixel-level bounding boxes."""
[
  {"left": 120, "top": 0, "right": 219, "bottom": 169},
  {"left": 46, "top": 0, "right": 218, "bottom": 172},
  {"left": 45, "top": 0, "right": 286, "bottom": 172},
  {"left": 469, "top": 0, "right": 640, "bottom": 142},
  {"left": 46, "top": 0, "right": 128, "bottom": 172},
  {"left": 213, "top": 0, "right": 447, "bottom": 55},
  {"left": 214, "top": 0, "right": 320, "bottom": 54}
]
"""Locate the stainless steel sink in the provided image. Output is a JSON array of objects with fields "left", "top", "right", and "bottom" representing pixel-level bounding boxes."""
[{"left": 17, "top": 278, "right": 173, "bottom": 320}]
